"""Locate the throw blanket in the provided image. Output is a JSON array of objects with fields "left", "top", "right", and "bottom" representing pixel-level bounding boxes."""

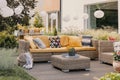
[{"left": 23, "top": 51, "right": 33, "bottom": 69}]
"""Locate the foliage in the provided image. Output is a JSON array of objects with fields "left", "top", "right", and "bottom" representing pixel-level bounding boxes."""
[
  {"left": 33, "top": 12, "right": 44, "bottom": 28},
  {"left": 100, "top": 72, "right": 120, "bottom": 80},
  {"left": 0, "top": 66, "right": 36, "bottom": 80},
  {"left": 80, "top": 29, "right": 120, "bottom": 40},
  {"left": 68, "top": 48, "right": 76, "bottom": 56},
  {"left": 113, "top": 53, "right": 120, "bottom": 61},
  {"left": 53, "top": 27, "right": 57, "bottom": 36},
  {"left": 0, "top": 48, "right": 17, "bottom": 70},
  {"left": 0, "top": 31, "right": 18, "bottom": 48},
  {"left": 0, "top": 48, "right": 36, "bottom": 80},
  {"left": 61, "top": 26, "right": 81, "bottom": 35},
  {"left": 0, "top": 0, "right": 36, "bottom": 32}
]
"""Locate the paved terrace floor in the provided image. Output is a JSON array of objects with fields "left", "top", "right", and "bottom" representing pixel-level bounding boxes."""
[{"left": 26, "top": 60, "right": 114, "bottom": 80}]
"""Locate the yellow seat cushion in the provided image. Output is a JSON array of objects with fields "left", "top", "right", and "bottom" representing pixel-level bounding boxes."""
[
  {"left": 34, "top": 28, "right": 40, "bottom": 33},
  {"left": 30, "top": 47, "right": 68, "bottom": 53},
  {"left": 68, "top": 36, "right": 82, "bottom": 47},
  {"left": 60, "top": 35, "right": 69, "bottom": 47},
  {"left": 39, "top": 35, "right": 50, "bottom": 48},
  {"left": 24, "top": 36, "right": 36, "bottom": 49},
  {"left": 74, "top": 47, "right": 96, "bottom": 51},
  {"left": 50, "top": 47, "right": 68, "bottom": 52}
]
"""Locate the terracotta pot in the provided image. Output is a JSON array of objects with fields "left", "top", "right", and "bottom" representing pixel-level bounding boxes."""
[{"left": 113, "top": 61, "right": 120, "bottom": 72}]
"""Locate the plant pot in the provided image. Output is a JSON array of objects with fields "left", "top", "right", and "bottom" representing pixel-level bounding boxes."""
[{"left": 113, "top": 61, "right": 120, "bottom": 72}]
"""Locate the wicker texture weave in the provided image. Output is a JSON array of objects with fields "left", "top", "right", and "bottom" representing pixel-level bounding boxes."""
[
  {"left": 51, "top": 55, "right": 90, "bottom": 71},
  {"left": 98, "top": 40, "right": 114, "bottom": 64},
  {"left": 18, "top": 39, "right": 98, "bottom": 62}
]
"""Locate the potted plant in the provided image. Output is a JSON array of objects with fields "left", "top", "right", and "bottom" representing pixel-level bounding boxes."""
[
  {"left": 68, "top": 48, "right": 76, "bottom": 56},
  {"left": 113, "top": 42, "right": 120, "bottom": 72},
  {"left": 100, "top": 72, "right": 120, "bottom": 80}
]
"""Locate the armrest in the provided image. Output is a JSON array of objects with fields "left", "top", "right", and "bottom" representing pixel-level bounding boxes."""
[
  {"left": 92, "top": 39, "right": 98, "bottom": 52},
  {"left": 18, "top": 40, "right": 30, "bottom": 54},
  {"left": 98, "top": 40, "right": 114, "bottom": 53}
]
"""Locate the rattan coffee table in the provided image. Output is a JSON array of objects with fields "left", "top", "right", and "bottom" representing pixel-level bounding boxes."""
[{"left": 51, "top": 54, "right": 90, "bottom": 72}]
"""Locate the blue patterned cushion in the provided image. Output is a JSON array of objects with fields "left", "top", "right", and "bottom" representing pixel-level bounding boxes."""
[
  {"left": 33, "top": 38, "right": 46, "bottom": 49},
  {"left": 49, "top": 36, "right": 61, "bottom": 48},
  {"left": 82, "top": 35, "right": 93, "bottom": 46}
]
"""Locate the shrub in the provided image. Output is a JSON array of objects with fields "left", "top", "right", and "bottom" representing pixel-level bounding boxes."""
[
  {"left": 100, "top": 72, "right": 120, "bottom": 80},
  {"left": 0, "top": 48, "right": 17, "bottom": 70},
  {"left": 33, "top": 12, "right": 44, "bottom": 28},
  {"left": 0, "top": 31, "right": 18, "bottom": 48},
  {"left": 53, "top": 27, "right": 57, "bottom": 36},
  {"left": 81, "top": 29, "right": 120, "bottom": 40}
]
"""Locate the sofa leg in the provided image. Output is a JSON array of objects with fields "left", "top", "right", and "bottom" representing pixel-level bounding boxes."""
[
  {"left": 48, "top": 61, "right": 51, "bottom": 63},
  {"left": 85, "top": 68, "right": 90, "bottom": 71},
  {"left": 62, "top": 69, "right": 69, "bottom": 73}
]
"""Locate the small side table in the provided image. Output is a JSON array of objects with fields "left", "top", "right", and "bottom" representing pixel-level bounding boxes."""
[{"left": 51, "top": 54, "right": 90, "bottom": 72}]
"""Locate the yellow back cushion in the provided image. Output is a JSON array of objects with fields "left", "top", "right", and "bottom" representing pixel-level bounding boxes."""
[
  {"left": 39, "top": 35, "right": 50, "bottom": 48},
  {"left": 68, "top": 36, "right": 82, "bottom": 47},
  {"left": 24, "top": 36, "right": 36, "bottom": 49},
  {"left": 60, "top": 35, "right": 69, "bottom": 47}
]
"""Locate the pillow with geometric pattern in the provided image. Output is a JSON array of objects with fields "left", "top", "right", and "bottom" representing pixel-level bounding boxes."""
[
  {"left": 49, "top": 36, "right": 61, "bottom": 48},
  {"left": 82, "top": 35, "right": 93, "bottom": 46}
]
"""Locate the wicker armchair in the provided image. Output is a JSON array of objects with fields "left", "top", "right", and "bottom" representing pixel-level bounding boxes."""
[{"left": 98, "top": 40, "right": 114, "bottom": 64}]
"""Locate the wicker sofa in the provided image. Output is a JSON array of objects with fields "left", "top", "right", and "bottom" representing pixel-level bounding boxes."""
[
  {"left": 98, "top": 40, "right": 114, "bottom": 64},
  {"left": 18, "top": 35, "right": 98, "bottom": 62}
]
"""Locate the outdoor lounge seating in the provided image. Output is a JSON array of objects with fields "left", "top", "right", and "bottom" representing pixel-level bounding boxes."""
[
  {"left": 98, "top": 40, "right": 114, "bottom": 64},
  {"left": 51, "top": 54, "right": 90, "bottom": 72},
  {"left": 18, "top": 35, "right": 98, "bottom": 62}
]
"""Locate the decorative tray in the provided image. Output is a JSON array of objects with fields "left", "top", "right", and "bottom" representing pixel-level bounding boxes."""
[{"left": 62, "top": 54, "right": 79, "bottom": 58}]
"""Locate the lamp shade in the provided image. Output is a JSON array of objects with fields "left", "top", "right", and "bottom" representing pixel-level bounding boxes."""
[
  {"left": 73, "top": 15, "right": 79, "bottom": 20},
  {"left": 40, "top": 11, "right": 47, "bottom": 17},
  {"left": 63, "top": 15, "right": 70, "bottom": 22},
  {"left": 0, "top": 6, "right": 14, "bottom": 17},
  {"left": 83, "top": 13, "right": 89, "bottom": 19},
  {"left": 0, "top": 0, "right": 7, "bottom": 8},
  {"left": 94, "top": 10, "right": 104, "bottom": 18},
  {"left": 50, "top": 13, "right": 56, "bottom": 20},
  {"left": 15, "top": 4, "right": 24, "bottom": 15}
]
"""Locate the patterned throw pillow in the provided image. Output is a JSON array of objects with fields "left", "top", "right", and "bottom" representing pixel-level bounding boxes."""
[
  {"left": 82, "top": 35, "right": 93, "bottom": 46},
  {"left": 49, "top": 36, "right": 61, "bottom": 48}
]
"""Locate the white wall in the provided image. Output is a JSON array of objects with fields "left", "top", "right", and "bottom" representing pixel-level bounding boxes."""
[
  {"left": 61, "top": 0, "right": 118, "bottom": 33},
  {"left": 61, "top": 0, "right": 84, "bottom": 33}
]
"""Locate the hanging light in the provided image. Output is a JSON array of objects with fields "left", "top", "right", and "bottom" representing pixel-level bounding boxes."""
[
  {"left": 94, "top": 10, "right": 104, "bottom": 18},
  {"left": 40, "top": 11, "right": 47, "bottom": 17},
  {"left": 63, "top": 15, "right": 71, "bottom": 22},
  {"left": 0, "top": 0, "right": 7, "bottom": 8},
  {"left": 15, "top": 4, "right": 24, "bottom": 15},
  {"left": 28, "top": 9, "right": 35, "bottom": 17},
  {"left": 73, "top": 15, "right": 79, "bottom": 20},
  {"left": 0, "top": 6, "right": 14, "bottom": 17},
  {"left": 50, "top": 13, "right": 57, "bottom": 20},
  {"left": 83, "top": 13, "right": 89, "bottom": 19}
]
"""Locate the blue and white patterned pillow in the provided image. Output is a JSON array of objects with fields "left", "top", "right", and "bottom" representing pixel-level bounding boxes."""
[
  {"left": 82, "top": 35, "right": 93, "bottom": 46},
  {"left": 49, "top": 36, "right": 61, "bottom": 48}
]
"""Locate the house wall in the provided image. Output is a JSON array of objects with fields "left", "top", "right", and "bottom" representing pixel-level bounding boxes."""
[
  {"left": 61, "top": 0, "right": 84, "bottom": 33},
  {"left": 61, "top": 0, "right": 118, "bottom": 33}
]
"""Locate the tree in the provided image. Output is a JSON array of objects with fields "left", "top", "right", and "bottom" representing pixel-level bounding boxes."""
[
  {"left": 0, "top": 0, "right": 36, "bottom": 32},
  {"left": 33, "top": 12, "right": 44, "bottom": 28}
]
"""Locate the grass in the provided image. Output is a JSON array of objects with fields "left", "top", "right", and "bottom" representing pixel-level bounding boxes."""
[
  {"left": 0, "top": 48, "right": 36, "bottom": 80},
  {"left": 0, "top": 66, "right": 36, "bottom": 80}
]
